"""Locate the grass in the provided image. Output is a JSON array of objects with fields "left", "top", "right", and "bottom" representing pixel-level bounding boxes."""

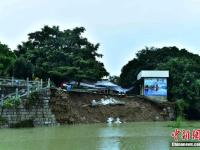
[{"left": 168, "top": 116, "right": 183, "bottom": 128}]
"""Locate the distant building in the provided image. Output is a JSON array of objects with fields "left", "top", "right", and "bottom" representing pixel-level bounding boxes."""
[{"left": 137, "top": 70, "right": 169, "bottom": 102}]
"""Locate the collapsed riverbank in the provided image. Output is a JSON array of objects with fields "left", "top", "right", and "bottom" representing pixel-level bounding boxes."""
[
  {"left": 50, "top": 89, "right": 175, "bottom": 124},
  {"left": 0, "top": 88, "right": 175, "bottom": 128}
]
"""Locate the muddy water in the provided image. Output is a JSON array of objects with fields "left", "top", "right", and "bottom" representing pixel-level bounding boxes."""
[{"left": 0, "top": 122, "right": 198, "bottom": 150}]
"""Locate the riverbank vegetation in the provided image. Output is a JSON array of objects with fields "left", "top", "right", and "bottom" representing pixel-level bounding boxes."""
[
  {"left": 2, "top": 96, "right": 21, "bottom": 109},
  {"left": 0, "top": 43, "right": 16, "bottom": 76}
]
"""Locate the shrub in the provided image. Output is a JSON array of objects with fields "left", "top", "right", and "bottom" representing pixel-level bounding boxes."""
[
  {"left": 24, "top": 92, "right": 41, "bottom": 109},
  {"left": 2, "top": 96, "right": 21, "bottom": 109},
  {"left": 168, "top": 115, "right": 184, "bottom": 128},
  {"left": 175, "top": 99, "right": 189, "bottom": 118}
]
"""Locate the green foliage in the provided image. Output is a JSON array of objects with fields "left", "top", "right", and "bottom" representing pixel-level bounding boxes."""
[
  {"left": 2, "top": 96, "right": 21, "bottom": 109},
  {"left": 109, "top": 75, "right": 120, "bottom": 84},
  {"left": 157, "top": 58, "right": 200, "bottom": 119},
  {"left": 8, "top": 57, "right": 33, "bottom": 79},
  {"left": 157, "top": 58, "right": 200, "bottom": 99},
  {"left": 119, "top": 47, "right": 200, "bottom": 87},
  {"left": 168, "top": 116, "right": 183, "bottom": 128},
  {"left": 0, "top": 42, "right": 16, "bottom": 76},
  {"left": 175, "top": 116, "right": 183, "bottom": 128},
  {"left": 24, "top": 92, "right": 41, "bottom": 109},
  {"left": 14, "top": 25, "right": 109, "bottom": 84},
  {"left": 175, "top": 99, "right": 189, "bottom": 117}
]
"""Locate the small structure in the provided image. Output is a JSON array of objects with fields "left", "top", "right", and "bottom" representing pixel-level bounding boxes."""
[{"left": 137, "top": 70, "right": 169, "bottom": 102}]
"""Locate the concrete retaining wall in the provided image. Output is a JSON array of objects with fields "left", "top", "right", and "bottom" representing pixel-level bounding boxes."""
[{"left": 0, "top": 89, "right": 58, "bottom": 128}]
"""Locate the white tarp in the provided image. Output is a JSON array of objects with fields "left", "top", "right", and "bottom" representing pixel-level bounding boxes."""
[{"left": 91, "top": 97, "right": 125, "bottom": 106}]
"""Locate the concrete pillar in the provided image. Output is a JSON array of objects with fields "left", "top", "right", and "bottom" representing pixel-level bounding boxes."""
[
  {"left": 27, "top": 77, "right": 29, "bottom": 97},
  {"left": 15, "top": 88, "right": 18, "bottom": 98},
  {"left": 37, "top": 81, "right": 40, "bottom": 91},
  {"left": 11, "top": 76, "right": 14, "bottom": 86},
  {"left": 47, "top": 78, "right": 50, "bottom": 88},
  {"left": 40, "top": 79, "right": 43, "bottom": 88}
]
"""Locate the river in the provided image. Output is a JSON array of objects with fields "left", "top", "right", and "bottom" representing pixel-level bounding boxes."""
[{"left": 0, "top": 122, "right": 199, "bottom": 150}]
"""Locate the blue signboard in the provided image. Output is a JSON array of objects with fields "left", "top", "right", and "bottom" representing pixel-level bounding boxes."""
[{"left": 144, "top": 78, "right": 167, "bottom": 96}]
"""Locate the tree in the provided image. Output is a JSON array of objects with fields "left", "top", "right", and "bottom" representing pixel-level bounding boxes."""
[
  {"left": 8, "top": 57, "right": 33, "bottom": 79},
  {"left": 0, "top": 42, "right": 16, "bottom": 76},
  {"left": 157, "top": 58, "right": 200, "bottom": 119},
  {"left": 119, "top": 46, "right": 200, "bottom": 87},
  {"left": 15, "top": 25, "right": 109, "bottom": 84},
  {"left": 119, "top": 46, "right": 200, "bottom": 119},
  {"left": 157, "top": 58, "right": 200, "bottom": 100},
  {"left": 108, "top": 75, "right": 119, "bottom": 84}
]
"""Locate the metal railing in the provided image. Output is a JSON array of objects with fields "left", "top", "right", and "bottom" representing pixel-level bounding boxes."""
[
  {"left": 0, "top": 77, "right": 51, "bottom": 105},
  {"left": 0, "top": 77, "right": 40, "bottom": 87}
]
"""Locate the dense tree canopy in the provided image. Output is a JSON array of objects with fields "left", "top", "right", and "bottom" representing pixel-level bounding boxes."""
[
  {"left": 119, "top": 46, "right": 200, "bottom": 87},
  {"left": 0, "top": 42, "right": 16, "bottom": 76},
  {"left": 157, "top": 57, "right": 200, "bottom": 119},
  {"left": 157, "top": 57, "right": 200, "bottom": 99},
  {"left": 9, "top": 57, "right": 34, "bottom": 79},
  {"left": 119, "top": 46, "right": 200, "bottom": 119},
  {"left": 14, "top": 25, "right": 109, "bottom": 84}
]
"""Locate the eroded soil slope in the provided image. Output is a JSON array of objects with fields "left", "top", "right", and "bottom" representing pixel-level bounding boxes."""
[{"left": 50, "top": 89, "right": 173, "bottom": 124}]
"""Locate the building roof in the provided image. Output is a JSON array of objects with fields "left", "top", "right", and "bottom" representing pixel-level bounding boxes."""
[{"left": 137, "top": 70, "right": 169, "bottom": 80}]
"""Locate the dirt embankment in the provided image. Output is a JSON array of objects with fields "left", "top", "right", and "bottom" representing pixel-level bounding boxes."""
[{"left": 50, "top": 89, "right": 174, "bottom": 124}]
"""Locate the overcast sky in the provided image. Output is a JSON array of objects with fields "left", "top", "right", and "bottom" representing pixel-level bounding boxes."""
[{"left": 1, "top": 0, "right": 200, "bottom": 76}]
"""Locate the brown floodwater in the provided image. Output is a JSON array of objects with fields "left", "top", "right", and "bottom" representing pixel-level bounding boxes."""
[{"left": 0, "top": 122, "right": 199, "bottom": 150}]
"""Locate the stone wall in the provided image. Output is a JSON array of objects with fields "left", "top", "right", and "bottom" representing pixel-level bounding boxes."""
[{"left": 0, "top": 89, "right": 58, "bottom": 128}]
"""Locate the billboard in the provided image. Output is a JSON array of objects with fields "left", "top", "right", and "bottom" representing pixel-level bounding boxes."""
[{"left": 144, "top": 78, "right": 167, "bottom": 96}]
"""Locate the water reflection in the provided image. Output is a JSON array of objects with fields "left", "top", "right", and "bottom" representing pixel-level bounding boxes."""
[
  {"left": 97, "top": 122, "right": 170, "bottom": 150},
  {"left": 98, "top": 125, "right": 125, "bottom": 150}
]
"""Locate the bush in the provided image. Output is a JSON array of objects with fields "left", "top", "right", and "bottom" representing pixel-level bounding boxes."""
[
  {"left": 175, "top": 99, "right": 189, "bottom": 118},
  {"left": 24, "top": 92, "right": 41, "bottom": 109},
  {"left": 2, "top": 96, "right": 21, "bottom": 109},
  {"left": 168, "top": 115, "right": 184, "bottom": 128}
]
